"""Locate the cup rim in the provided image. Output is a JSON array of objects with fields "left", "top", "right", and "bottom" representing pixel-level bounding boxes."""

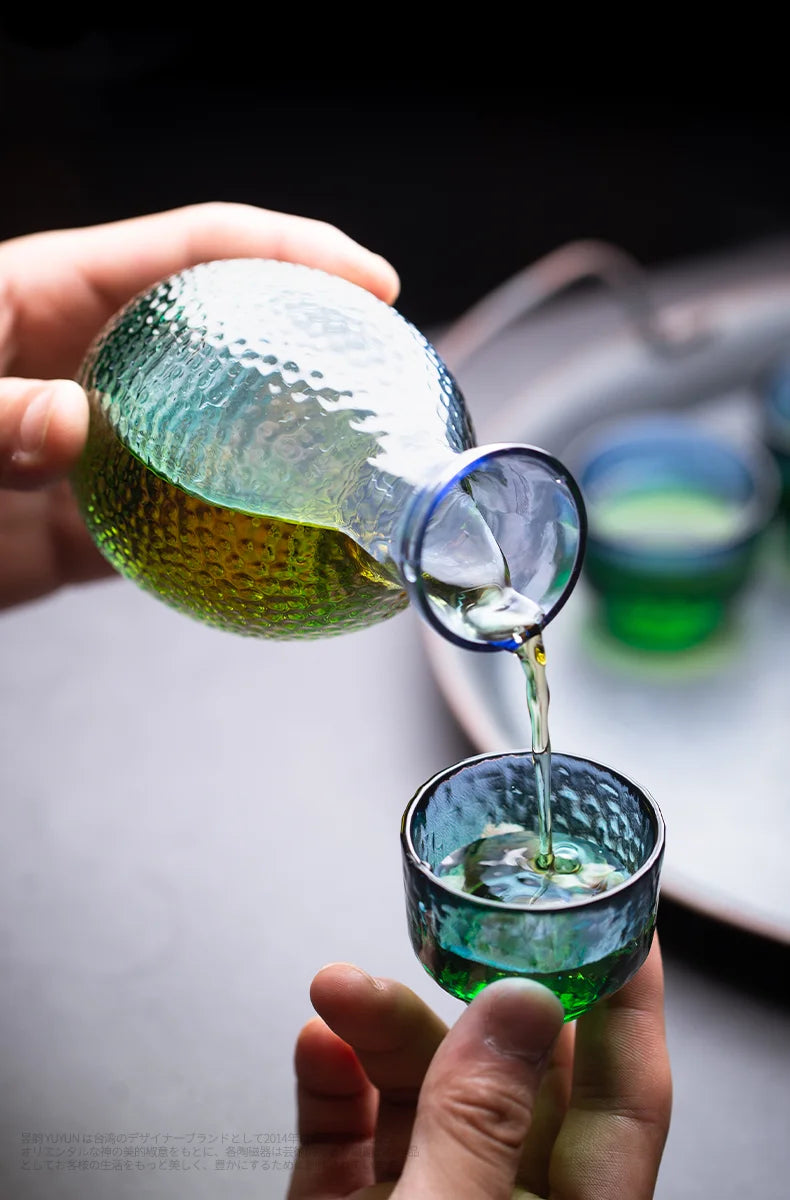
[
  {"left": 401, "top": 748, "right": 665, "bottom": 914},
  {"left": 565, "top": 413, "right": 781, "bottom": 558}
]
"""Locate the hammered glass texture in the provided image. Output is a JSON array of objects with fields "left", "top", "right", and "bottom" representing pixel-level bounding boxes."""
[
  {"left": 402, "top": 752, "right": 663, "bottom": 977},
  {"left": 73, "top": 259, "right": 475, "bottom": 638}
]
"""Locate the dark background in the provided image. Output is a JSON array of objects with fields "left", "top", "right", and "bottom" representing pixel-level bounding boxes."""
[{"left": 2, "top": 28, "right": 790, "bottom": 332}]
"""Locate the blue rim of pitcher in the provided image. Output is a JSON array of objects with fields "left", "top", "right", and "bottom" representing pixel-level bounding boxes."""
[{"left": 398, "top": 442, "right": 587, "bottom": 652}]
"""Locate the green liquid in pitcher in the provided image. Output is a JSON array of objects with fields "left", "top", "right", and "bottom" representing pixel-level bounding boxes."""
[{"left": 72, "top": 408, "right": 408, "bottom": 639}]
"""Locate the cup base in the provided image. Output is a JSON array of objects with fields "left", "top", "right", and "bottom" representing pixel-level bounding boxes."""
[
  {"left": 413, "top": 922, "right": 656, "bottom": 1020},
  {"left": 597, "top": 595, "right": 730, "bottom": 652}
]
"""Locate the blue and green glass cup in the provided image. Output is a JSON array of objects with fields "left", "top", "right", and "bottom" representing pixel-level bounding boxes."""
[
  {"left": 401, "top": 750, "right": 664, "bottom": 1021},
  {"left": 570, "top": 415, "right": 780, "bottom": 651}
]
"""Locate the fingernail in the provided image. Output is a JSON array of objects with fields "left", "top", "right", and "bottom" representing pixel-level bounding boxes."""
[
  {"left": 316, "top": 962, "right": 384, "bottom": 990},
  {"left": 484, "top": 979, "right": 564, "bottom": 1064},
  {"left": 18, "top": 386, "right": 56, "bottom": 453},
  {"left": 349, "top": 965, "right": 385, "bottom": 991}
]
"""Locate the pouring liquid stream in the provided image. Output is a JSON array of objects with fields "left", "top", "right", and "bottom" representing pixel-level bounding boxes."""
[{"left": 434, "top": 576, "right": 629, "bottom": 906}]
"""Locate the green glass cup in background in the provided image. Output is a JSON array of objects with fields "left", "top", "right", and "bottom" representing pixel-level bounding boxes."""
[
  {"left": 569, "top": 415, "right": 781, "bottom": 652},
  {"left": 401, "top": 750, "right": 664, "bottom": 1021}
]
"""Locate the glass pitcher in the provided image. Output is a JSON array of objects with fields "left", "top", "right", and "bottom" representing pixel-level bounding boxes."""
[{"left": 72, "top": 258, "right": 585, "bottom": 650}]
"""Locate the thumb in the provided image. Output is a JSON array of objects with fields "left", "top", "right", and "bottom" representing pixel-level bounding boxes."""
[
  {"left": 0, "top": 377, "right": 88, "bottom": 489},
  {"left": 396, "top": 980, "right": 564, "bottom": 1200}
]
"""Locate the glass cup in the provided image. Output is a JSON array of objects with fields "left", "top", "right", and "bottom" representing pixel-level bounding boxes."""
[
  {"left": 401, "top": 749, "right": 664, "bottom": 1021},
  {"left": 568, "top": 414, "right": 781, "bottom": 651}
]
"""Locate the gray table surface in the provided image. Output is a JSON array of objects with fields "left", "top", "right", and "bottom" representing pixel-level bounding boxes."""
[{"left": 2, "top": 243, "right": 790, "bottom": 1199}]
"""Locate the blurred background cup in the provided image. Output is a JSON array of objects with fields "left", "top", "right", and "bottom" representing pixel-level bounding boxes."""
[
  {"left": 760, "top": 354, "right": 790, "bottom": 550},
  {"left": 567, "top": 414, "right": 781, "bottom": 652}
]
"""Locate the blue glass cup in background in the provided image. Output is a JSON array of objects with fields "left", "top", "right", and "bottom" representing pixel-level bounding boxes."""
[
  {"left": 760, "top": 356, "right": 790, "bottom": 551},
  {"left": 401, "top": 750, "right": 664, "bottom": 1021},
  {"left": 568, "top": 415, "right": 781, "bottom": 651}
]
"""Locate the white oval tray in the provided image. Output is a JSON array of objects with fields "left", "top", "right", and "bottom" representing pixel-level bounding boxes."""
[{"left": 423, "top": 256, "right": 790, "bottom": 944}]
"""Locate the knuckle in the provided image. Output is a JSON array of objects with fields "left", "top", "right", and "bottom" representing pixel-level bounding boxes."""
[
  {"left": 429, "top": 1071, "right": 530, "bottom": 1159},
  {"left": 188, "top": 199, "right": 249, "bottom": 228},
  {"left": 306, "top": 215, "right": 342, "bottom": 237}
]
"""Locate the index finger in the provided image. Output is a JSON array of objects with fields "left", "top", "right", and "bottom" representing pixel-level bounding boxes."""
[
  {"left": 1, "top": 202, "right": 400, "bottom": 378},
  {"left": 55, "top": 202, "right": 401, "bottom": 307},
  {"left": 549, "top": 936, "right": 672, "bottom": 1200}
]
